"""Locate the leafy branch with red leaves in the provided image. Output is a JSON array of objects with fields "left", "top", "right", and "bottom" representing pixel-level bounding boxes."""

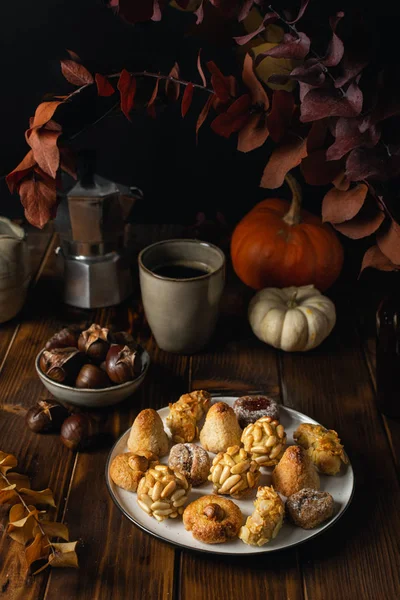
[{"left": 6, "top": 0, "right": 400, "bottom": 273}]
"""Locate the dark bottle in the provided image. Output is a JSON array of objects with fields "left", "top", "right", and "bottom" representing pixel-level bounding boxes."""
[{"left": 376, "top": 290, "right": 400, "bottom": 417}]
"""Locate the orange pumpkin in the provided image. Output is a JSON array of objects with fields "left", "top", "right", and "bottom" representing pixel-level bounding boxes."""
[{"left": 231, "top": 174, "right": 344, "bottom": 291}]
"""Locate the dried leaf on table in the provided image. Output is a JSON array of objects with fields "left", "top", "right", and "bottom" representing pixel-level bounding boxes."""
[
  {"left": 165, "top": 62, "right": 180, "bottom": 101},
  {"left": 0, "top": 452, "right": 18, "bottom": 475},
  {"left": 6, "top": 151, "right": 36, "bottom": 193},
  {"left": 260, "top": 136, "right": 307, "bottom": 188},
  {"left": 48, "top": 542, "right": 79, "bottom": 569},
  {"left": 0, "top": 472, "right": 30, "bottom": 491},
  {"left": 117, "top": 70, "right": 137, "bottom": 121},
  {"left": 19, "top": 487, "right": 56, "bottom": 507},
  {"left": 360, "top": 245, "right": 399, "bottom": 273},
  {"left": 27, "top": 129, "right": 61, "bottom": 179},
  {"left": 267, "top": 90, "right": 295, "bottom": 143},
  {"left": 322, "top": 184, "right": 368, "bottom": 224},
  {"left": 25, "top": 533, "right": 50, "bottom": 574},
  {"left": 95, "top": 74, "right": 115, "bottom": 97},
  {"left": 34, "top": 521, "right": 69, "bottom": 541},
  {"left": 181, "top": 83, "right": 194, "bottom": 117},
  {"left": 7, "top": 504, "right": 40, "bottom": 545},
  {"left": 60, "top": 60, "right": 94, "bottom": 86}
]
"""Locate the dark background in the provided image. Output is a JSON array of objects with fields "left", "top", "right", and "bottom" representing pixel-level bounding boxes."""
[{"left": 0, "top": 0, "right": 399, "bottom": 286}]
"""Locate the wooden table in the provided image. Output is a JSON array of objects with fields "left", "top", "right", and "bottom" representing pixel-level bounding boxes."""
[{"left": 1, "top": 224, "right": 399, "bottom": 600}]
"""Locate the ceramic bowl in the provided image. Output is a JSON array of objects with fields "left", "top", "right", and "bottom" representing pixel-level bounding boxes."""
[{"left": 35, "top": 346, "right": 150, "bottom": 408}]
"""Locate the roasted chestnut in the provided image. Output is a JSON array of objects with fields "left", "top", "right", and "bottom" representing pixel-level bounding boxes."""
[
  {"left": 44, "top": 326, "right": 81, "bottom": 351},
  {"left": 60, "top": 413, "right": 99, "bottom": 451},
  {"left": 39, "top": 347, "right": 84, "bottom": 385},
  {"left": 105, "top": 344, "right": 142, "bottom": 384},
  {"left": 78, "top": 324, "right": 110, "bottom": 363},
  {"left": 75, "top": 364, "right": 111, "bottom": 389},
  {"left": 25, "top": 400, "right": 69, "bottom": 433},
  {"left": 109, "top": 330, "right": 137, "bottom": 348}
]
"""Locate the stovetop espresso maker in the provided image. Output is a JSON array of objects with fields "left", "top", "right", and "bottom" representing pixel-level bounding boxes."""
[{"left": 55, "top": 153, "right": 142, "bottom": 309}]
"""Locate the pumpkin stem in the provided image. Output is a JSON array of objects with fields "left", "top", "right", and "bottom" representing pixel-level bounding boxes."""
[
  {"left": 287, "top": 290, "right": 298, "bottom": 309},
  {"left": 283, "top": 173, "right": 302, "bottom": 226}
]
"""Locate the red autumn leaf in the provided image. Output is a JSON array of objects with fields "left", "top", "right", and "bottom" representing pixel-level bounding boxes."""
[
  {"left": 194, "top": 0, "right": 204, "bottom": 24},
  {"left": 66, "top": 49, "right": 81, "bottom": 62},
  {"left": 301, "top": 82, "right": 363, "bottom": 123},
  {"left": 322, "top": 183, "right": 368, "bottom": 224},
  {"left": 299, "top": 81, "right": 313, "bottom": 102},
  {"left": 285, "top": 0, "right": 310, "bottom": 24},
  {"left": 237, "top": 112, "right": 269, "bottom": 153},
  {"left": 376, "top": 219, "right": 400, "bottom": 264},
  {"left": 332, "top": 170, "right": 351, "bottom": 191},
  {"left": 196, "top": 94, "right": 215, "bottom": 143},
  {"left": 260, "top": 136, "right": 308, "bottom": 189},
  {"left": 27, "top": 129, "right": 61, "bottom": 179},
  {"left": 267, "top": 90, "right": 295, "bottom": 143},
  {"left": 306, "top": 119, "right": 328, "bottom": 152},
  {"left": 360, "top": 245, "right": 399, "bottom": 273},
  {"left": 323, "top": 12, "right": 344, "bottom": 67},
  {"left": 32, "top": 102, "right": 62, "bottom": 128},
  {"left": 345, "top": 147, "right": 388, "bottom": 181},
  {"left": 234, "top": 12, "right": 277, "bottom": 45},
  {"left": 117, "top": 70, "right": 137, "bottom": 121},
  {"left": 333, "top": 198, "right": 385, "bottom": 239},
  {"left": 327, "top": 119, "right": 380, "bottom": 161},
  {"left": 242, "top": 54, "right": 269, "bottom": 110},
  {"left": 181, "top": 83, "right": 194, "bottom": 118},
  {"left": 60, "top": 60, "right": 94, "bottom": 86},
  {"left": 207, "top": 61, "right": 232, "bottom": 103},
  {"left": 6, "top": 151, "right": 37, "bottom": 193},
  {"left": 147, "top": 79, "right": 159, "bottom": 118},
  {"left": 151, "top": 0, "right": 162, "bottom": 20},
  {"left": 19, "top": 176, "right": 57, "bottom": 229},
  {"left": 273, "top": 62, "right": 325, "bottom": 87},
  {"left": 211, "top": 94, "right": 251, "bottom": 138},
  {"left": 238, "top": 0, "right": 254, "bottom": 22},
  {"left": 335, "top": 51, "right": 369, "bottom": 88},
  {"left": 95, "top": 74, "right": 115, "bottom": 97},
  {"left": 197, "top": 50, "right": 207, "bottom": 87},
  {"left": 255, "top": 32, "right": 311, "bottom": 64},
  {"left": 301, "top": 149, "right": 343, "bottom": 185},
  {"left": 165, "top": 63, "right": 180, "bottom": 102}
]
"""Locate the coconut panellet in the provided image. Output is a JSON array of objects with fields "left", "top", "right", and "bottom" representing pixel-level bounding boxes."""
[
  {"left": 128, "top": 408, "right": 169, "bottom": 459},
  {"left": 199, "top": 402, "right": 242, "bottom": 454}
]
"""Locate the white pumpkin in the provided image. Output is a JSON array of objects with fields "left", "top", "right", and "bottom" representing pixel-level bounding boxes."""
[{"left": 248, "top": 285, "right": 336, "bottom": 352}]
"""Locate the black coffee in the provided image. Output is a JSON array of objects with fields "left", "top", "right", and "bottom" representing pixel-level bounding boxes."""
[{"left": 152, "top": 262, "right": 210, "bottom": 279}]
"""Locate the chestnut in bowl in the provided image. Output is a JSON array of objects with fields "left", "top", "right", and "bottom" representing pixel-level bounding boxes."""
[{"left": 35, "top": 346, "right": 150, "bottom": 408}]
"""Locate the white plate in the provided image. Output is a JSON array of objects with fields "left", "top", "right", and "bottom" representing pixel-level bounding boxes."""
[{"left": 105, "top": 397, "right": 354, "bottom": 555}]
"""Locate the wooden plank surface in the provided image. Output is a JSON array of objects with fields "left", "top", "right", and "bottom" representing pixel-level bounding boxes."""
[
  {"left": 0, "top": 233, "right": 98, "bottom": 600},
  {"left": 43, "top": 225, "right": 186, "bottom": 600},
  {"left": 0, "top": 225, "right": 53, "bottom": 366},
  {"left": 180, "top": 273, "right": 303, "bottom": 600},
  {"left": 280, "top": 300, "right": 400, "bottom": 600}
]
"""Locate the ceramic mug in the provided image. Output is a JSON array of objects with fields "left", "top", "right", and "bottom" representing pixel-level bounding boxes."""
[{"left": 138, "top": 239, "right": 226, "bottom": 354}]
